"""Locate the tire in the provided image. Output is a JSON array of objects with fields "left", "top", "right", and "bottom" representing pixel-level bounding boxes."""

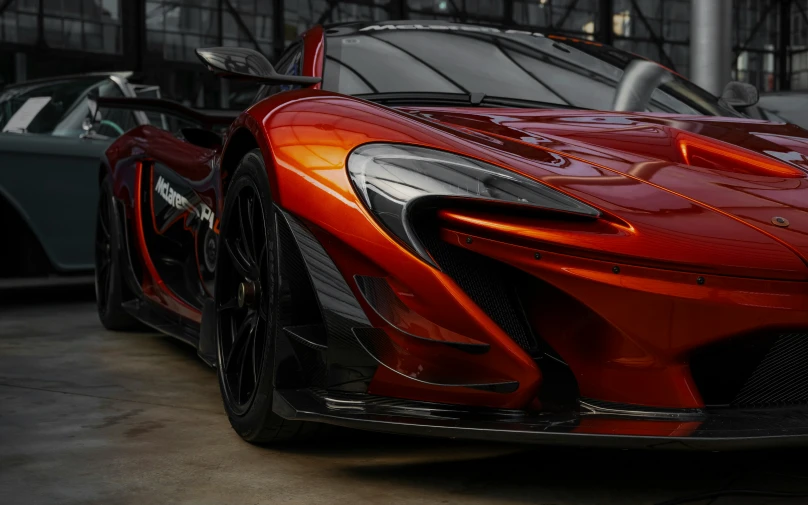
[
  {"left": 95, "top": 175, "right": 142, "bottom": 331},
  {"left": 214, "top": 149, "right": 322, "bottom": 444}
]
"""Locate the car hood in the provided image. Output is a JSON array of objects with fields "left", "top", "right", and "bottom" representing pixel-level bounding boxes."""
[{"left": 402, "top": 107, "right": 808, "bottom": 279}]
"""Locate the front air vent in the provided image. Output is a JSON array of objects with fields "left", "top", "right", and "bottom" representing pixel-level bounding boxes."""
[
  {"left": 417, "top": 226, "right": 538, "bottom": 352},
  {"left": 732, "top": 333, "right": 808, "bottom": 407},
  {"left": 691, "top": 332, "right": 808, "bottom": 408}
]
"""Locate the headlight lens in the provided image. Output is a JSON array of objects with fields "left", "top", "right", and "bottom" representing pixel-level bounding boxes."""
[{"left": 348, "top": 143, "right": 600, "bottom": 265}]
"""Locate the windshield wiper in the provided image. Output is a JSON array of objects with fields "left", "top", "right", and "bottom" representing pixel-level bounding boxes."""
[{"left": 354, "top": 92, "right": 585, "bottom": 110}]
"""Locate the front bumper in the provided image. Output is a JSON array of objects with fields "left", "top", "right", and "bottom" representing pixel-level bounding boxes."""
[{"left": 274, "top": 388, "right": 808, "bottom": 450}]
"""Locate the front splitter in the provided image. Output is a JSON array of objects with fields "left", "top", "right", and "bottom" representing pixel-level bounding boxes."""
[{"left": 273, "top": 388, "right": 808, "bottom": 450}]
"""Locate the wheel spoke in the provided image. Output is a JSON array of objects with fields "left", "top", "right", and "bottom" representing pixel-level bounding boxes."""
[
  {"left": 218, "top": 295, "right": 239, "bottom": 312},
  {"left": 251, "top": 323, "right": 258, "bottom": 386},
  {"left": 224, "top": 238, "right": 252, "bottom": 279},
  {"left": 217, "top": 179, "right": 274, "bottom": 411},
  {"left": 224, "top": 314, "right": 255, "bottom": 373},
  {"left": 237, "top": 195, "right": 255, "bottom": 266},
  {"left": 236, "top": 338, "right": 250, "bottom": 403}
]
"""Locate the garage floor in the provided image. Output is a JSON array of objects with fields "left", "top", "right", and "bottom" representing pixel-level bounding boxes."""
[{"left": 2, "top": 288, "right": 808, "bottom": 505}]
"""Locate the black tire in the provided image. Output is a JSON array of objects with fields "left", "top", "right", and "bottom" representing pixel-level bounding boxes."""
[
  {"left": 95, "top": 176, "right": 142, "bottom": 331},
  {"left": 214, "top": 149, "right": 322, "bottom": 444}
]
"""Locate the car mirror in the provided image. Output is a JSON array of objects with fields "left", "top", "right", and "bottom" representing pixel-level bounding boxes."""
[
  {"left": 721, "top": 81, "right": 759, "bottom": 108},
  {"left": 195, "top": 47, "right": 321, "bottom": 86}
]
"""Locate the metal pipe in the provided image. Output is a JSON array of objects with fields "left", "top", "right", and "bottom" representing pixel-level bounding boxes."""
[
  {"left": 690, "top": 0, "right": 733, "bottom": 96},
  {"left": 14, "top": 52, "right": 27, "bottom": 83}
]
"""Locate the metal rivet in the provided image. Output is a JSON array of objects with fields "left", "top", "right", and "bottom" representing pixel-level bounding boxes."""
[
  {"left": 534, "top": 252, "right": 541, "bottom": 260},
  {"left": 612, "top": 266, "right": 620, "bottom": 274},
  {"left": 465, "top": 237, "right": 473, "bottom": 244},
  {"left": 772, "top": 216, "right": 790, "bottom": 227},
  {"left": 697, "top": 276, "right": 705, "bottom": 285}
]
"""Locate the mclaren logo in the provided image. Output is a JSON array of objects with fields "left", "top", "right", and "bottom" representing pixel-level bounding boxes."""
[{"left": 155, "top": 175, "right": 219, "bottom": 232}]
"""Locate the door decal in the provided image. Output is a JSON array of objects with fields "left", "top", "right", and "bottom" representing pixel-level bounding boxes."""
[{"left": 151, "top": 164, "right": 219, "bottom": 234}]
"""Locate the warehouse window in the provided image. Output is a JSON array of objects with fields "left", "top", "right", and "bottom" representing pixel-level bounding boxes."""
[{"left": 0, "top": 0, "right": 121, "bottom": 53}]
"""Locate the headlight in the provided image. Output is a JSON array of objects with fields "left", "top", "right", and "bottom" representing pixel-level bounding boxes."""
[{"left": 347, "top": 143, "right": 600, "bottom": 265}]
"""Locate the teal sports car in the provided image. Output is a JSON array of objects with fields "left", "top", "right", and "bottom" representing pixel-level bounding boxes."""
[{"left": 0, "top": 72, "right": 161, "bottom": 287}]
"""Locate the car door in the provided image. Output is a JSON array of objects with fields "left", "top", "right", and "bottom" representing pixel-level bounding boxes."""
[
  {"left": 140, "top": 133, "right": 221, "bottom": 312},
  {"left": 0, "top": 132, "right": 110, "bottom": 273}
]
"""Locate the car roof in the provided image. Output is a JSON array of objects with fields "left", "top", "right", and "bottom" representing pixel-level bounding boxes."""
[
  {"left": 1, "top": 71, "right": 134, "bottom": 90},
  {"left": 324, "top": 19, "right": 551, "bottom": 34}
]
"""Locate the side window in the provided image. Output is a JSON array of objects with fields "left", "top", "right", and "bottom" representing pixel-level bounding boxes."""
[{"left": 0, "top": 77, "right": 107, "bottom": 136}]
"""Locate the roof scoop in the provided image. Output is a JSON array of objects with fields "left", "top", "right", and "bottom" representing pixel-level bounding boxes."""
[
  {"left": 195, "top": 47, "right": 321, "bottom": 86},
  {"left": 612, "top": 60, "right": 674, "bottom": 112}
]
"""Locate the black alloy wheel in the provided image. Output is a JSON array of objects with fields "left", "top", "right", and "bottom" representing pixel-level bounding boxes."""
[
  {"left": 95, "top": 176, "right": 140, "bottom": 331},
  {"left": 216, "top": 173, "right": 271, "bottom": 415},
  {"left": 95, "top": 184, "right": 114, "bottom": 314},
  {"left": 214, "top": 149, "right": 322, "bottom": 443}
]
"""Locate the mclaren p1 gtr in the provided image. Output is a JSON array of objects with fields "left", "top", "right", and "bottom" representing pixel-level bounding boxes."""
[{"left": 97, "top": 21, "right": 808, "bottom": 449}]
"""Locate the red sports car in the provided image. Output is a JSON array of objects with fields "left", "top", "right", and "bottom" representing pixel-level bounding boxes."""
[{"left": 96, "top": 21, "right": 808, "bottom": 449}]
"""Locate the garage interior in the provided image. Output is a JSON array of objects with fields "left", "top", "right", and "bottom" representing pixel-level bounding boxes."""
[{"left": 5, "top": 1, "right": 808, "bottom": 505}]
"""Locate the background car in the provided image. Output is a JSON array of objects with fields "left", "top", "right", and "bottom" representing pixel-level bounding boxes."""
[{"left": 0, "top": 72, "right": 163, "bottom": 287}]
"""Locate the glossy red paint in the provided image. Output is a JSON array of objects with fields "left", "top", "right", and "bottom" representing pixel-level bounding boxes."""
[
  {"left": 302, "top": 25, "right": 325, "bottom": 87},
  {"left": 440, "top": 226, "right": 808, "bottom": 407},
  {"left": 234, "top": 88, "right": 808, "bottom": 410},
  {"left": 676, "top": 132, "right": 804, "bottom": 178},
  {"left": 379, "top": 275, "right": 489, "bottom": 348}
]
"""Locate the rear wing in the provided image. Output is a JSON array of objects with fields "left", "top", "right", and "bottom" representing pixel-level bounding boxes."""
[{"left": 96, "top": 96, "right": 239, "bottom": 130}]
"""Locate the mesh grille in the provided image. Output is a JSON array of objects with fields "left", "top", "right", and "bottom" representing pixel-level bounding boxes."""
[
  {"left": 732, "top": 333, "right": 808, "bottom": 407},
  {"left": 418, "top": 229, "right": 536, "bottom": 352}
]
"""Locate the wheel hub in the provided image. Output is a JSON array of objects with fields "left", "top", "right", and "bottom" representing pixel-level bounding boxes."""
[{"left": 237, "top": 281, "right": 258, "bottom": 308}]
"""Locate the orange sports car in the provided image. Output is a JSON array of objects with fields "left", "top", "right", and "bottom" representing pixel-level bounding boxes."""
[{"left": 96, "top": 21, "right": 808, "bottom": 449}]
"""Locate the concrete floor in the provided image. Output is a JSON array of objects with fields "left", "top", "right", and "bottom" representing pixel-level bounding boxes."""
[{"left": 2, "top": 288, "right": 808, "bottom": 505}]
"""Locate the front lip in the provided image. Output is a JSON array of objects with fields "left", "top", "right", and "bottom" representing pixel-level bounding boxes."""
[{"left": 276, "top": 388, "right": 808, "bottom": 449}]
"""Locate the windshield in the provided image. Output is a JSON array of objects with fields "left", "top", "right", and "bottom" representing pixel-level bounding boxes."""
[{"left": 323, "top": 24, "right": 740, "bottom": 117}]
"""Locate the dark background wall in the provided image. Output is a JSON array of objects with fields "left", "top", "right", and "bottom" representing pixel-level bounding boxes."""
[{"left": 0, "top": 0, "right": 803, "bottom": 107}]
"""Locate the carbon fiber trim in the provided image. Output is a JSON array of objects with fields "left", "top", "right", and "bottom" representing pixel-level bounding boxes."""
[
  {"left": 274, "top": 211, "right": 327, "bottom": 389},
  {"left": 732, "top": 333, "right": 808, "bottom": 407},
  {"left": 580, "top": 398, "right": 705, "bottom": 421},
  {"left": 352, "top": 327, "right": 519, "bottom": 394},
  {"left": 278, "top": 211, "right": 377, "bottom": 392},
  {"left": 274, "top": 388, "right": 808, "bottom": 449},
  {"left": 354, "top": 275, "right": 489, "bottom": 354},
  {"left": 283, "top": 324, "right": 328, "bottom": 351}
]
